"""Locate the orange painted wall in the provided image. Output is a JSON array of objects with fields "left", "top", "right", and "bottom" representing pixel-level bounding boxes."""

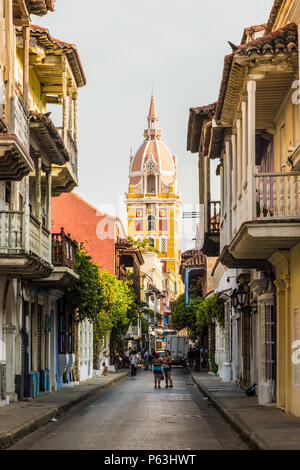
[{"left": 51, "top": 193, "right": 117, "bottom": 274}]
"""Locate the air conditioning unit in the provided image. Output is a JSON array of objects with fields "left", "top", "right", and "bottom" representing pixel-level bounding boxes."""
[{"left": 0, "top": 363, "right": 6, "bottom": 400}]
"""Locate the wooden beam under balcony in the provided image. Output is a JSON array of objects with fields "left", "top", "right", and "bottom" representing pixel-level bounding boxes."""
[
  {"left": 41, "top": 85, "right": 63, "bottom": 94},
  {"left": 0, "top": 134, "right": 34, "bottom": 180}
]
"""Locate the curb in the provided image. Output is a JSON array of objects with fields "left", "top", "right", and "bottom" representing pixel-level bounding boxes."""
[
  {"left": 187, "top": 369, "right": 270, "bottom": 451},
  {"left": 0, "top": 372, "right": 129, "bottom": 450}
]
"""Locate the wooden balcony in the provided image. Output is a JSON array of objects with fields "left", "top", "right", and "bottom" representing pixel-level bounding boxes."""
[
  {"left": 51, "top": 130, "right": 78, "bottom": 196},
  {"left": 38, "top": 228, "right": 78, "bottom": 289},
  {"left": 220, "top": 172, "right": 300, "bottom": 268},
  {"left": 0, "top": 210, "right": 52, "bottom": 277},
  {"left": 0, "top": 101, "right": 33, "bottom": 181},
  {"left": 202, "top": 201, "right": 220, "bottom": 257},
  {"left": 52, "top": 228, "right": 77, "bottom": 270}
]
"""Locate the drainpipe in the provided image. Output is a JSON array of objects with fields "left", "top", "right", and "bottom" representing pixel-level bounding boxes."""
[{"left": 185, "top": 268, "right": 192, "bottom": 306}]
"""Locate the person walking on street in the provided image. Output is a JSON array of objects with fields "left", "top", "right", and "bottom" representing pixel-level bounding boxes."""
[
  {"left": 101, "top": 350, "right": 109, "bottom": 376},
  {"left": 163, "top": 350, "right": 173, "bottom": 388},
  {"left": 144, "top": 350, "right": 150, "bottom": 370},
  {"left": 194, "top": 346, "right": 200, "bottom": 372},
  {"left": 149, "top": 350, "right": 153, "bottom": 370},
  {"left": 130, "top": 350, "right": 138, "bottom": 379},
  {"left": 153, "top": 352, "right": 164, "bottom": 388},
  {"left": 187, "top": 347, "right": 195, "bottom": 368},
  {"left": 124, "top": 349, "right": 130, "bottom": 369},
  {"left": 113, "top": 350, "right": 121, "bottom": 372}
]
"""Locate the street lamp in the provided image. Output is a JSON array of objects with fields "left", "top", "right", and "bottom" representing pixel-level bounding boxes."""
[
  {"left": 231, "top": 289, "right": 239, "bottom": 309},
  {"left": 230, "top": 284, "right": 257, "bottom": 314},
  {"left": 236, "top": 284, "right": 248, "bottom": 309}
]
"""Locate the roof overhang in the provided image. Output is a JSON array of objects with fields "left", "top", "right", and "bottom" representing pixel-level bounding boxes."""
[
  {"left": 187, "top": 103, "right": 216, "bottom": 154},
  {"left": 216, "top": 23, "right": 298, "bottom": 127},
  {"left": 0, "top": 133, "right": 34, "bottom": 180},
  {"left": 30, "top": 112, "right": 69, "bottom": 165}
]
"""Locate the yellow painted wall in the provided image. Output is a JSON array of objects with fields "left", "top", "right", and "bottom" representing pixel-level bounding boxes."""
[
  {"left": 127, "top": 190, "right": 182, "bottom": 298},
  {"left": 16, "top": 48, "right": 46, "bottom": 113},
  {"left": 274, "top": 90, "right": 295, "bottom": 173},
  {"left": 290, "top": 241, "right": 300, "bottom": 417}
]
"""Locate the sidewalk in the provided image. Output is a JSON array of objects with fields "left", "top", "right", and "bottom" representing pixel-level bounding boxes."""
[
  {"left": 0, "top": 371, "right": 129, "bottom": 450},
  {"left": 189, "top": 370, "right": 300, "bottom": 450}
]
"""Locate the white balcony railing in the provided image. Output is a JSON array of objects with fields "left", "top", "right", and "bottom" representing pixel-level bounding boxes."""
[
  {"left": 254, "top": 172, "right": 300, "bottom": 219},
  {"left": 0, "top": 211, "right": 51, "bottom": 263},
  {"left": 221, "top": 171, "right": 300, "bottom": 252},
  {"left": 29, "top": 215, "right": 51, "bottom": 263},
  {"left": 0, "top": 211, "right": 23, "bottom": 253}
]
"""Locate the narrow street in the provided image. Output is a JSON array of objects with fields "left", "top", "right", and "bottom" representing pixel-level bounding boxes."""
[{"left": 8, "top": 369, "right": 248, "bottom": 451}]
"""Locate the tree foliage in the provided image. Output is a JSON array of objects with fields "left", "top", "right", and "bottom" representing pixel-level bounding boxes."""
[
  {"left": 67, "top": 248, "right": 103, "bottom": 322},
  {"left": 171, "top": 287, "right": 224, "bottom": 336},
  {"left": 128, "top": 236, "right": 158, "bottom": 254},
  {"left": 67, "top": 247, "right": 136, "bottom": 368}
]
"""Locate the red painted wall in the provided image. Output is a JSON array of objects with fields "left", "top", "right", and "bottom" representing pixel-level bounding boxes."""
[{"left": 51, "top": 193, "right": 118, "bottom": 274}]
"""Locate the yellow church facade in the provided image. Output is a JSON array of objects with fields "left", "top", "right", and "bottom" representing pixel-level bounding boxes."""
[{"left": 126, "top": 95, "right": 183, "bottom": 301}]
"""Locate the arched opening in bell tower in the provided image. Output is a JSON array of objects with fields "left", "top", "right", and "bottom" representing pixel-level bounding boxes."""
[{"left": 147, "top": 174, "right": 155, "bottom": 193}]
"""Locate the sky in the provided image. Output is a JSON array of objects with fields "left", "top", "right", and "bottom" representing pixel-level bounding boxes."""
[{"left": 36, "top": 0, "right": 274, "bottom": 249}]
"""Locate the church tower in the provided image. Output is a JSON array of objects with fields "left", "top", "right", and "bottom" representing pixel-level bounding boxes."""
[{"left": 126, "top": 94, "right": 182, "bottom": 298}]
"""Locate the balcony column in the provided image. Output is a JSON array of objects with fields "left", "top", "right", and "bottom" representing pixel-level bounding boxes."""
[
  {"left": 73, "top": 92, "right": 78, "bottom": 145},
  {"left": 241, "top": 100, "right": 248, "bottom": 191},
  {"left": 22, "top": 176, "right": 30, "bottom": 252},
  {"left": 220, "top": 161, "right": 224, "bottom": 219},
  {"left": 35, "top": 157, "right": 42, "bottom": 221},
  {"left": 231, "top": 132, "right": 237, "bottom": 208},
  {"left": 5, "top": 0, "right": 14, "bottom": 130},
  {"left": 68, "top": 83, "right": 73, "bottom": 136},
  {"left": 35, "top": 157, "right": 42, "bottom": 256},
  {"left": 46, "top": 169, "right": 52, "bottom": 232},
  {"left": 203, "top": 155, "right": 209, "bottom": 233},
  {"left": 236, "top": 117, "right": 242, "bottom": 200},
  {"left": 225, "top": 138, "right": 232, "bottom": 244},
  {"left": 231, "top": 131, "right": 237, "bottom": 235},
  {"left": 3, "top": 325, "right": 17, "bottom": 402},
  {"left": 247, "top": 79, "right": 257, "bottom": 220},
  {"left": 62, "top": 56, "right": 67, "bottom": 145},
  {"left": 22, "top": 22, "right": 30, "bottom": 108}
]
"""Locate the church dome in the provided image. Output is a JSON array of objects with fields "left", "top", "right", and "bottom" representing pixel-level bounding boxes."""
[{"left": 129, "top": 94, "right": 177, "bottom": 192}]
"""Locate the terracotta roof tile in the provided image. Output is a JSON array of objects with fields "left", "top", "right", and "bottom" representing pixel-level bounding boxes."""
[
  {"left": 241, "top": 24, "right": 267, "bottom": 45},
  {"left": 187, "top": 102, "right": 216, "bottom": 153},
  {"left": 26, "top": 0, "right": 55, "bottom": 16},
  {"left": 215, "top": 23, "right": 297, "bottom": 122},
  {"left": 237, "top": 23, "right": 297, "bottom": 57},
  {"left": 265, "top": 0, "right": 284, "bottom": 34},
  {"left": 29, "top": 111, "right": 69, "bottom": 164},
  {"left": 29, "top": 24, "right": 86, "bottom": 87}
]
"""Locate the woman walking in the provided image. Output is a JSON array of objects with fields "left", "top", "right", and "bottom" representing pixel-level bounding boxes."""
[
  {"left": 113, "top": 350, "right": 121, "bottom": 372},
  {"left": 163, "top": 350, "right": 173, "bottom": 388},
  {"left": 153, "top": 352, "right": 164, "bottom": 388},
  {"left": 129, "top": 350, "right": 138, "bottom": 379}
]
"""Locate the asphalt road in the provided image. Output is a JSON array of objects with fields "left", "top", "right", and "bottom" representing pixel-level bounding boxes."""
[{"left": 9, "top": 368, "right": 249, "bottom": 450}]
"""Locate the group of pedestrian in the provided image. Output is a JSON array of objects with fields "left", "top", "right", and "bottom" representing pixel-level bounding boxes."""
[
  {"left": 102, "top": 347, "right": 174, "bottom": 388},
  {"left": 187, "top": 345, "right": 209, "bottom": 372},
  {"left": 153, "top": 350, "right": 173, "bottom": 388}
]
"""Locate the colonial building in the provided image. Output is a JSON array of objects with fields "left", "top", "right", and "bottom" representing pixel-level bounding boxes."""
[
  {"left": 0, "top": 0, "right": 86, "bottom": 405},
  {"left": 126, "top": 94, "right": 183, "bottom": 327},
  {"left": 52, "top": 192, "right": 128, "bottom": 374},
  {"left": 187, "top": 0, "right": 300, "bottom": 418}
]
